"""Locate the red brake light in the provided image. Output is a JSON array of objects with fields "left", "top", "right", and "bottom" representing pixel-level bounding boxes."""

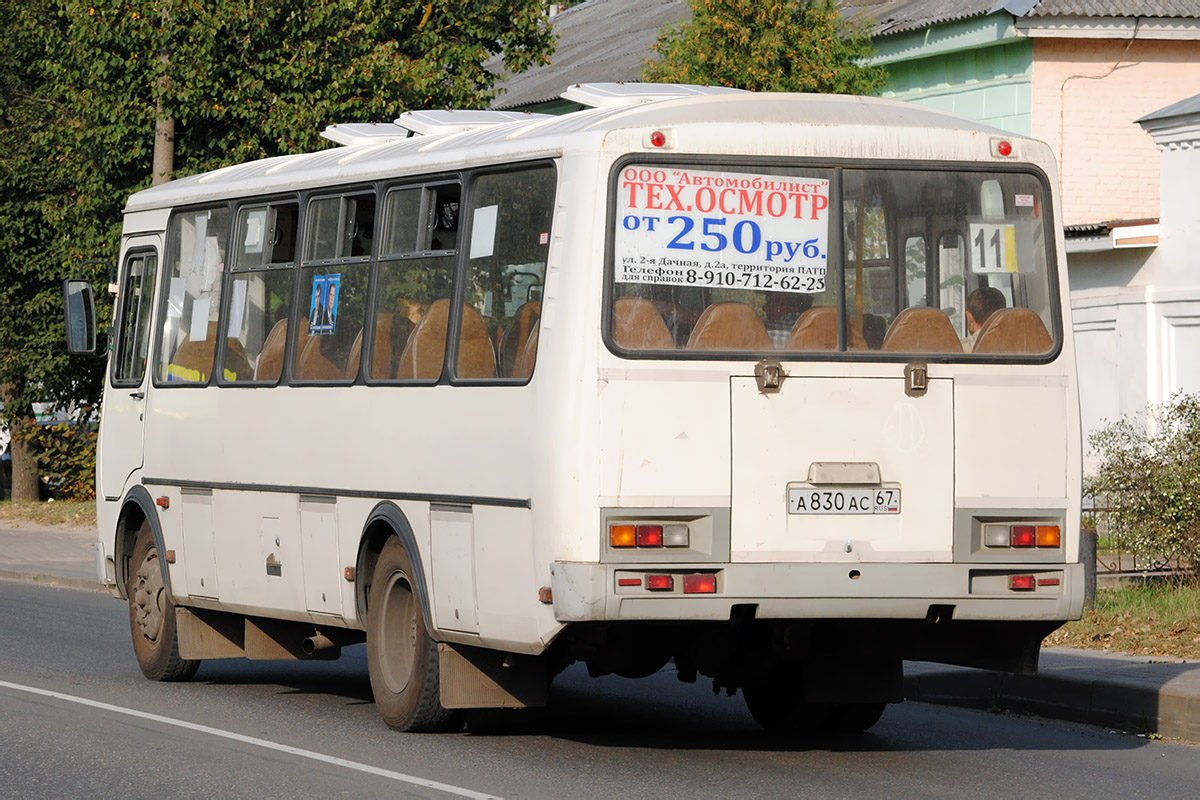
[
  {"left": 998, "top": 140, "right": 1012, "bottom": 156},
  {"left": 617, "top": 577, "right": 642, "bottom": 587},
  {"left": 1009, "top": 574, "right": 1036, "bottom": 591},
  {"left": 1010, "top": 525, "right": 1036, "bottom": 547},
  {"left": 683, "top": 574, "right": 717, "bottom": 594},
  {"left": 646, "top": 574, "right": 674, "bottom": 591},
  {"left": 636, "top": 524, "right": 664, "bottom": 547},
  {"left": 649, "top": 130, "right": 667, "bottom": 147}
]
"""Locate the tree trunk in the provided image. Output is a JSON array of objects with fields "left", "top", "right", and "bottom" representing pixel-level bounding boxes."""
[
  {"left": 151, "top": 4, "right": 174, "bottom": 186},
  {"left": 1, "top": 383, "right": 39, "bottom": 501}
]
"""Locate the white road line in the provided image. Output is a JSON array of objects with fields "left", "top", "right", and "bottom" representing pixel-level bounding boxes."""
[{"left": 0, "top": 679, "right": 498, "bottom": 799}]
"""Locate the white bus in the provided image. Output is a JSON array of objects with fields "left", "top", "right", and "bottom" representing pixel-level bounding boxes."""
[{"left": 65, "top": 83, "right": 1083, "bottom": 734}]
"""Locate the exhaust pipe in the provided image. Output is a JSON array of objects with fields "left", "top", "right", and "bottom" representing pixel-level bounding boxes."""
[{"left": 301, "top": 633, "right": 338, "bottom": 656}]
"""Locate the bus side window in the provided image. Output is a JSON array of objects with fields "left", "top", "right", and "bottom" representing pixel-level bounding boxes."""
[
  {"left": 112, "top": 251, "right": 159, "bottom": 387},
  {"left": 225, "top": 203, "right": 297, "bottom": 383},
  {"left": 937, "top": 232, "right": 966, "bottom": 337},
  {"left": 373, "top": 184, "right": 459, "bottom": 382},
  {"left": 294, "top": 193, "right": 374, "bottom": 382},
  {"left": 459, "top": 165, "right": 555, "bottom": 381},
  {"left": 155, "top": 207, "right": 231, "bottom": 385}
]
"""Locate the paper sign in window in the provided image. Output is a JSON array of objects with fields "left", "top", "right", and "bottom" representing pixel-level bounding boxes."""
[
  {"left": 613, "top": 167, "right": 831, "bottom": 293},
  {"left": 167, "top": 277, "right": 186, "bottom": 319},
  {"left": 469, "top": 205, "right": 498, "bottom": 259},
  {"left": 226, "top": 279, "right": 247, "bottom": 338},
  {"left": 189, "top": 298, "right": 211, "bottom": 342}
]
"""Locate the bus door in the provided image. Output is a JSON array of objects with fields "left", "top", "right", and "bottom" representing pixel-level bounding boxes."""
[{"left": 99, "top": 239, "right": 161, "bottom": 500}]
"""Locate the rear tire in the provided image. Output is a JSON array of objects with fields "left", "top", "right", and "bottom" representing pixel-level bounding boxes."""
[
  {"left": 366, "top": 537, "right": 459, "bottom": 732},
  {"left": 127, "top": 524, "right": 199, "bottom": 682},
  {"left": 742, "top": 663, "right": 825, "bottom": 735}
]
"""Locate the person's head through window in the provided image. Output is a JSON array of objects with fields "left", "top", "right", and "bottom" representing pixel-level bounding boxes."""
[{"left": 966, "top": 286, "right": 1006, "bottom": 335}]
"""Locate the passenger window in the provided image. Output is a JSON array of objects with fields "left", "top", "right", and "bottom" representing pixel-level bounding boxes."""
[
  {"left": 294, "top": 193, "right": 375, "bottom": 382},
  {"left": 458, "top": 165, "right": 555, "bottom": 380},
  {"left": 372, "top": 183, "right": 459, "bottom": 382},
  {"left": 904, "top": 235, "right": 927, "bottom": 309},
  {"left": 223, "top": 202, "right": 298, "bottom": 383},
  {"left": 938, "top": 233, "right": 966, "bottom": 337},
  {"left": 156, "top": 207, "right": 231, "bottom": 384},
  {"left": 112, "top": 251, "right": 158, "bottom": 386}
]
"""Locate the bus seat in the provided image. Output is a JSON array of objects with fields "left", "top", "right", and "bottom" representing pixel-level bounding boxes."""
[
  {"left": 170, "top": 321, "right": 250, "bottom": 382},
  {"left": 347, "top": 314, "right": 415, "bottom": 380},
  {"left": 497, "top": 300, "right": 541, "bottom": 378},
  {"left": 396, "top": 299, "right": 497, "bottom": 380},
  {"left": 296, "top": 333, "right": 345, "bottom": 381},
  {"left": 881, "top": 307, "right": 963, "bottom": 354},
  {"left": 613, "top": 297, "right": 674, "bottom": 350},
  {"left": 458, "top": 305, "right": 498, "bottom": 379},
  {"left": 785, "top": 307, "right": 867, "bottom": 351},
  {"left": 686, "top": 301, "right": 771, "bottom": 350},
  {"left": 973, "top": 308, "right": 1053, "bottom": 355},
  {"left": 254, "top": 319, "right": 288, "bottom": 381},
  {"left": 516, "top": 327, "right": 539, "bottom": 380}
]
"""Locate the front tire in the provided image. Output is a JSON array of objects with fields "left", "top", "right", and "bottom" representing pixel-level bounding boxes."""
[
  {"left": 366, "top": 537, "right": 459, "bottom": 732},
  {"left": 127, "top": 523, "right": 199, "bottom": 682}
]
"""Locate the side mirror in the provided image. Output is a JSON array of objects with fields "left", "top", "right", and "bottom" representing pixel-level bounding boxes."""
[{"left": 63, "top": 279, "right": 97, "bottom": 354}]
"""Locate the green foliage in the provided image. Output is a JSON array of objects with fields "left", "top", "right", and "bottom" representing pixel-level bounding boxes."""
[
  {"left": 1087, "top": 393, "right": 1200, "bottom": 581},
  {"left": 643, "top": 0, "right": 885, "bottom": 95},
  {"left": 27, "top": 420, "right": 98, "bottom": 501},
  {"left": 0, "top": 0, "right": 556, "bottom": 473}
]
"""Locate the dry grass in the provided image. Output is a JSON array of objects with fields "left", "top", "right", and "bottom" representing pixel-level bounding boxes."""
[
  {"left": 1046, "top": 582, "right": 1200, "bottom": 660},
  {"left": 0, "top": 499, "right": 96, "bottom": 528}
]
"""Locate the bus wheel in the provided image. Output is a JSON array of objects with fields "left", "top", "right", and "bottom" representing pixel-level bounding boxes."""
[
  {"left": 127, "top": 524, "right": 199, "bottom": 682},
  {"left": 742, "top": 663, "right": 827, "bottom": 735},
  {"left": 825, "top": 702, "right": 886, "bottom": 734},
  {"left": 366, "top": 537, "right": 459, "bottom": 732}
]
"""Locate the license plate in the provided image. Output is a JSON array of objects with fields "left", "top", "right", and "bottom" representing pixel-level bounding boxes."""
[{"left": 787, "top": 486, "right": 901, "bottom": 515}]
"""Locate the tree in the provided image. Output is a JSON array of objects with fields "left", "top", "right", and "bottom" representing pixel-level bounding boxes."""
[
  {"left": 0, "top": 1, "right": 557, "bottom": 498},
  {"left": 643, "top": 0, "right": 884, "bottom": 95}
]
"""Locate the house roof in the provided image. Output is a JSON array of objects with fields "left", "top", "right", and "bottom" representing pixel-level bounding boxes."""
[
  {"left": 488, "top": 0, "right": 1200, "bottom": 109},
  {"left": 489, "top": 0, "right": 689, "bottom": 110},
  {"left": 1137, "top": 92, "right": 1200, "bottom": 123}
]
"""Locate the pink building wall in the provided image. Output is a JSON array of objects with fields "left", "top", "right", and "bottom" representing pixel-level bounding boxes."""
[{"left": 1030, "top": 38, "right": 1200, "bottom": 227}]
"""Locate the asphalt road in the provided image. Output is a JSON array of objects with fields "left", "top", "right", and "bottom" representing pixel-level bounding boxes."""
[{"left": 2, "top": 578, "right": 1198, "bottom": 799}]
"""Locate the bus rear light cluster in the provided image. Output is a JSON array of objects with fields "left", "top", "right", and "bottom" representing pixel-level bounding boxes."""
[
  {"left": 609, "top": 522, "right": 690, "bottom": 548},
  {"left": 983, "top": 523, "right": 1060, "bottom": 549},
  {"left": 617, "top": 572, "right": 720, "bottom": 594}
]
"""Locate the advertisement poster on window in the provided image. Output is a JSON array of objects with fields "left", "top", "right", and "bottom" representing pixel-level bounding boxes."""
[
  {"left": 309, "top": 273, "right": 341, "bottom": 334},
  {"left": 614, "top": 167, "right": 831, "bottom": 293}
]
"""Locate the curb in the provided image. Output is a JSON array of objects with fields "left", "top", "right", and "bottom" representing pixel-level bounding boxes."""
[
  {"left": 905, "top": 665, "right": 1200, "bottom": 743},
  {"left": 0, "top": 569, "right": 107, "bottom": 594}
]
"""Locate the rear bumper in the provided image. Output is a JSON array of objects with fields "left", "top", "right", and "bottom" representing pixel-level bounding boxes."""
[{"left": 550, "top": 561, "right": 1085, "bottom": 623}]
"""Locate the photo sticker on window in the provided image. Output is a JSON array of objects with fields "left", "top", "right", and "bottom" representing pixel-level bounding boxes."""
[
  {"left": 309, "top": 273, "right": 341, "bottom": 334},
  {"left": 614, "top": 167, "right": 830, "bottom": 293}
]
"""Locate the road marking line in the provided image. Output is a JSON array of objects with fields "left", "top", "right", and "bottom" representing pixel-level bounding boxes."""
[{"left": 0, "top": 679, "right": 498, "bottom": 799}]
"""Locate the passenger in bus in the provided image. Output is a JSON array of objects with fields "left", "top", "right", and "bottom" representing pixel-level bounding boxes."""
[
  {"left": 961, "top": 286, "right": 1006, "bottom": 353},
  {"left": 763, "top": 292, "right": 814, "bottom": 348}
]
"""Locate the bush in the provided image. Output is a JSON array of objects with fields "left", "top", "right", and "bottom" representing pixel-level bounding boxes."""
[
  {"left": 26, "top": 418, "right": 97, "bottom": 501},
  {"left": 1086, "top": 393, "right": 1200, "bottom": 581}
]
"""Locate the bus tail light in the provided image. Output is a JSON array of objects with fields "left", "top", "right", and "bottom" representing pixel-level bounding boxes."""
[
  {"left": 1010, "top": 526, "right": 1036, "bottom": 547},
  {"left": 609, "top": 521, "right": 690, "bottom": 548},
  {"left": 683, "top": 574, "right": 717, "bottom": 594},
  {"left": 1036, "top": 526, "right": 1061, "bottom": 547},
  {"left": 982, "top": 523, "right": 1061, "bottom": 549},
  {"left": 1009, "top": 574, "right": 1036, "bottom": 591},
  {"left": 636, "top": 525, "right": 664, "bottom": 547},
  {"left": 646, "top": 574, "right": 674, "bottom": 591},
  {"left": 610, "top": 524, "right": 636, "bottom": 548}
]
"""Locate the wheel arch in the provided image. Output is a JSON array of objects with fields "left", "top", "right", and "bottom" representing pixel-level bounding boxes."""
[
  {"left": 356, "top": 501, "right": 435, "bottom": 635},
  {"left": 114, "top": 485, "right": 168, "bottom": 599}
]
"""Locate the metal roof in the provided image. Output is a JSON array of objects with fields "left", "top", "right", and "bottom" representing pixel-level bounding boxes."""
[
  {"left": 1026, "top": 1, "right": 1200, "bottom": 17},
  {"left": 488, "top": 0, "right": 690, "bottom": 110},
  {"left": 126, "top": 90, "right": 1018, "bottom": 213},
  {"left": 1137, "top": 92, "right": 1200, "bottom": 122}
]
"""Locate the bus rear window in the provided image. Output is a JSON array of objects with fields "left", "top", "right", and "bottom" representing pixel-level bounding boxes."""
[{"left": 608, "top": 163, "right": 1057, "bottom": 359}]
